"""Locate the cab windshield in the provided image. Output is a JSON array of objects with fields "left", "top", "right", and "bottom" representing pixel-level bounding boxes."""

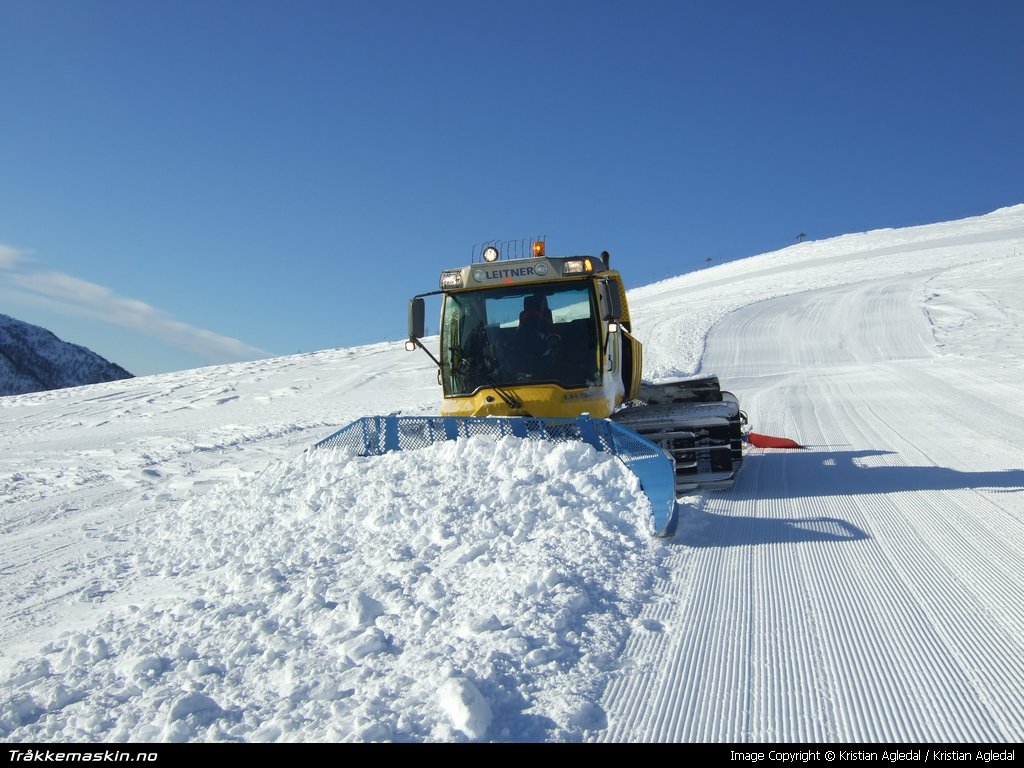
[{"left": 440, "top": 283, "right": 600, "bottom": 396}]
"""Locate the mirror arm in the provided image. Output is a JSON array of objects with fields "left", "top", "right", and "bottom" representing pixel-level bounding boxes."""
[{"left": 409, "top": 336, "right": 442, "bottom": 370}]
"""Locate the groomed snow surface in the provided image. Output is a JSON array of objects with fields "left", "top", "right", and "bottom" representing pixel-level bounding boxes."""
[{"left": 2, "top": 205, "right": 1024, "bottom": 742}]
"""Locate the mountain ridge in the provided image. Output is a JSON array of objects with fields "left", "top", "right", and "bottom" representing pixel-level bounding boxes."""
[{"left": 0, "top": 313, "right": 133, "bottom": 396}]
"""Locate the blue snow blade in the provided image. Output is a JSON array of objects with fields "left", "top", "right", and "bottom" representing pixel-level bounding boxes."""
[{"left": 313, "top": 415, "right": 678, "bottom": 536}]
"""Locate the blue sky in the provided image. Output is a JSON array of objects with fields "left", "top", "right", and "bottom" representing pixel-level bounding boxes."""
[{"left": 2, "top": 0, "right": 1022, "bottom": 375}]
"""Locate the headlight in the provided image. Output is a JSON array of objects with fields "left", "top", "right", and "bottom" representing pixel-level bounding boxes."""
[
  {"left": 440, "top": 270, "right": 464, "bottom": 289},
  {"left": 562, "top": 258, "right": 593, "bottom": 275}
]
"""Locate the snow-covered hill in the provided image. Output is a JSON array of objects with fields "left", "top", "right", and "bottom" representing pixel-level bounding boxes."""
[
  {"left": 1, "top": 205, "right": 1022, "bottom": 742},
  {"left": 0, "top": 314, "right": 133, "bottom": 396}
]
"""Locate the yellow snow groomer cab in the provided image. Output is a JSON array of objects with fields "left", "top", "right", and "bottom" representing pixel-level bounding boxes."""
[{"left": 407, "top": 242, "right": 641, "bottom": 420}]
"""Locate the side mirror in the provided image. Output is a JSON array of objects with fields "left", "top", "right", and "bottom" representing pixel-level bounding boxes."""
[{"left": 408, "top": 297, "right": 425, "bottom": 340}]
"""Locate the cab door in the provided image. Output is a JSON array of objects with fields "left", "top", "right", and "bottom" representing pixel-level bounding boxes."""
[{"left": 620, "top": 329, "right": 643, "bottom": 401}]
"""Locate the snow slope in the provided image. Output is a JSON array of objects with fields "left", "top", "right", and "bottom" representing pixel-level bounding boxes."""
[{"left": 2, "top": 206, "right": 1023, "bottom": 742}]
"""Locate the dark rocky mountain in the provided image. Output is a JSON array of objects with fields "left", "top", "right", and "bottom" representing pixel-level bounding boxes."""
[{"left": 0, "top": 314, "right": 133, "bottom": 396}]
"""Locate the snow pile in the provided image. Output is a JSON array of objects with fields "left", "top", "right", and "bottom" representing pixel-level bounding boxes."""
[{"left": 0, "top": 436, "right": 659, "bottom": 742}]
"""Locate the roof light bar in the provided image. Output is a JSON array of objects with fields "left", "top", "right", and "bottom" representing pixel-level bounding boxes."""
[{"left": 562, "top": 258, "right": 594, "bottom": 275}]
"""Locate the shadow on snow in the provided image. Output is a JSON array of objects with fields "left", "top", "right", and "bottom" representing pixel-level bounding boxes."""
[
  {"left": 737, "top": 449, "right": 1024, "bottom": 498},
  {"left": 672, "top": 449, "right": 1023, "bottom": 549},
  {"left": 673, "top": 508, "right": 868, "bottom": 548}
]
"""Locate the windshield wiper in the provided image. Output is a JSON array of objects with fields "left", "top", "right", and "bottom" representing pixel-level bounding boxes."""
[{"left": 486, "top": 375, "right": 530, "bottom": 415}]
